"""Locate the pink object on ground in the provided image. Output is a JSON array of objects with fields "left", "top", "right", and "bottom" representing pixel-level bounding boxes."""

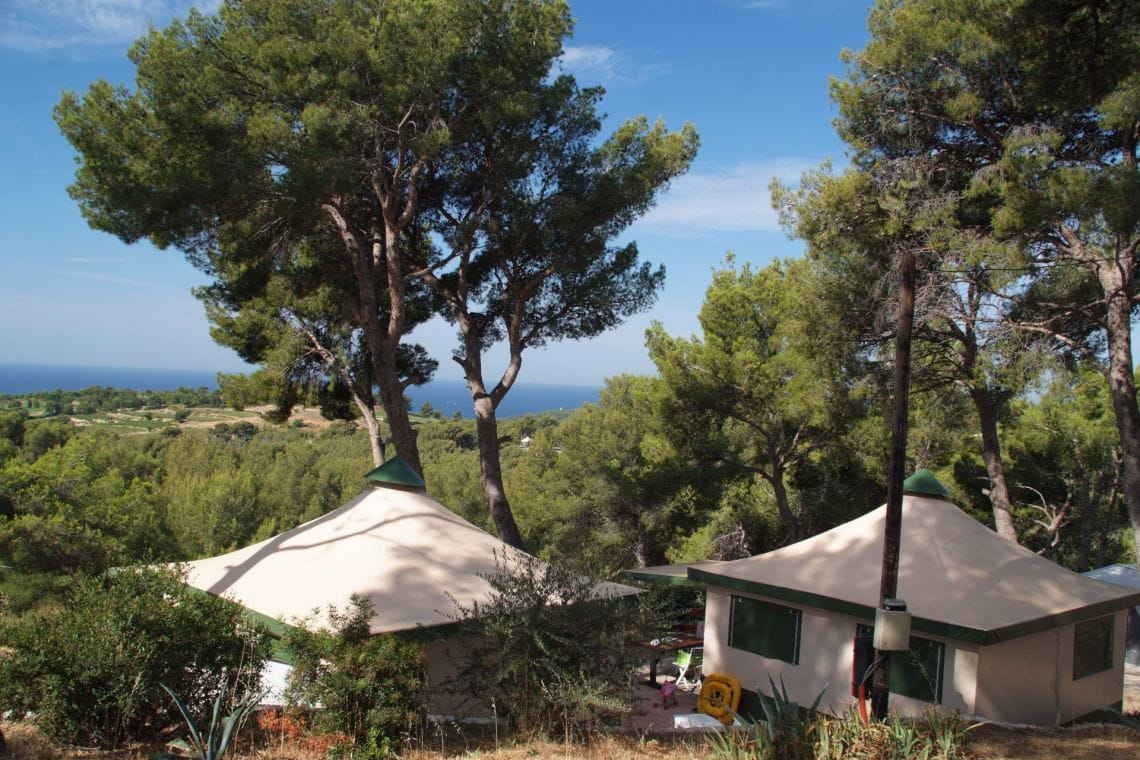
[{"left": 659, "top": 679, "right": 677, "bottom": 708}]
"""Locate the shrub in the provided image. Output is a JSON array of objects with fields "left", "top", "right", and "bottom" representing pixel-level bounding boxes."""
[
  {"left": 707, "top": 702, "right": 974, "bottom": 760},
  {"left": 284, "top": 596, "right": 425, "bottom": 758},
  {"left": 0, "top": 566, "right": 270, "bottom": 748},
  {"left": 448, "top": 552, "right": 649, "bottom": 738}
]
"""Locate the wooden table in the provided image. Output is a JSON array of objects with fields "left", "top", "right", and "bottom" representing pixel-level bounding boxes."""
[{"left": 643, "top": 635, "right": 703, "bottom": 686}]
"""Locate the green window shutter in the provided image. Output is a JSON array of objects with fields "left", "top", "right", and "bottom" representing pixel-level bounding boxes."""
[
  {"left": 857, "top": 624, "right": 944, "bottom": 704},
  {"left": 1073, "top": 615, "right": 1113, "bottom": 680},
  {"left": 728, "top": 596, "right": 801, "bottom": 664}
]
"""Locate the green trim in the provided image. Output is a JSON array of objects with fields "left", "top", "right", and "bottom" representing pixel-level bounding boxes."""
[
  {"left": 691, "top": 568, "right": 1140, "bottom": 646},
  {"left": 857, "top": 624, "right": 944, "bottom": 704},
  {"left": 243, "top": 608, "right": 301, "bottom": 665},
  {"left": 364, "top": 455, "right": 425, "bottom": 488},
  {"left": 729, "top": 595, "right": 801, "bottom": 664},
  {"left": 1067, "top": 702, "right": 1123, "bottom": 725},
  {"left": 985, "top": 593, "right": 1140, "bottom": 644},
  {"left": 177, "top": 583, "right": 301, "bottom": 665},
  {"left": 1072, "top": 615, "right": 1114, "bottom": 680},
  {"left": 395, "top": 619, "right": 474, "bottom": 643},
  {"left": 736, "top": 688, "right": 765, "bottom": 722},
  {"left": 690, "top": 567, "right": 880, "bottom": 625},
  {"left": 618, "top": 569, "right": 701, "bottom": 587},
  {"left": 902, "top": 469, "right": 951, "bottom": 498}
]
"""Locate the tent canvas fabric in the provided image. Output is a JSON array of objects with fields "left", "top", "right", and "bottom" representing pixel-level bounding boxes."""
[
  {"left": 178, "top": 486, "right": 636, "bottom": 635},
  {"left": 1083, "top": 564, "right": 1140, "bottom": 666},
  {"left": 686, "top": 494, "right": 1140, "bottom": 645}
]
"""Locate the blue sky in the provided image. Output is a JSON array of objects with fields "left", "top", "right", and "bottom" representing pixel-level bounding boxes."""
[{"left": 0, "top": 0, "right": 871, "bottom": 385}]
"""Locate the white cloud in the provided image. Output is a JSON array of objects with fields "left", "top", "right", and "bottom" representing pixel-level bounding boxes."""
[
  {"left": 55, "top": 269, "right": 167, "bottom": 289},
  {"left": 557, "top": 44, "right": 669, "bottom": 87},
  {"left": 559, "top": 45, "right": 618, "bottom": 80},
  {"left": 635, "top": 159, "right": 817, "bottom": 235},
  {"left": 0, "top": 0, "right": 220, "bottom": 51}
]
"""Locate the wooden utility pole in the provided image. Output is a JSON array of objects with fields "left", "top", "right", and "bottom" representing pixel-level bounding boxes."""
[{"left": 871, "top": 249, "right": 916, "bottom": 720}]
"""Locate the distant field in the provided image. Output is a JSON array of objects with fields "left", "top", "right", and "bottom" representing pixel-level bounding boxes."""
[
  {"left": 56, "top": 405, "right": 467, "bottom": 435},
  {"left": 67, "top": 406, "right": 264, "bottom": 433}
]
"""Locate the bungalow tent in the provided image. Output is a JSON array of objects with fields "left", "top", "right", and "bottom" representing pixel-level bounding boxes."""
[
  {"left": 681, "top": 472, "right": 1140, "bottom": 726},
  {"left": 177, "top": 456, "right": 637, "bottom": 714}
]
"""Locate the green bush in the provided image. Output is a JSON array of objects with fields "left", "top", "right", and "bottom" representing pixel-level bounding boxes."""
[
  {"left": 707, "top": 703, "right": 974, "bottom": 760},
  {"left": 448, "top": 552, "right": 649, "bottom": 738},
  {"left": 0, "top": 566, "right": 270, "bottom": 748},
  {"left": 284, "top": 596, "right": 425, "bottom": 758}
]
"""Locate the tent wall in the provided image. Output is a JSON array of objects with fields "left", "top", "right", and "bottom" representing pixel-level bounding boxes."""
[
  {"left": 703, "top": 586, "right": 979, "bottom": 719},
  {"left": 424, "top": 636, "right": 492, "bottom": 719},
  {"left": 974, "top": 611, "right": 1126, "bottom": 724},
  {"left": 703, "top": 586, "right": 1126, "bottom": 726}
]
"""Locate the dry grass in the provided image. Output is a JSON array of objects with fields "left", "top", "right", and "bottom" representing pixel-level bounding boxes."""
[
  {"left": 967, "top": 723, "right": 1140, "bottom": 760},
  {"left": 6, "top": 720, "right": 1140, "bottom": 760}
]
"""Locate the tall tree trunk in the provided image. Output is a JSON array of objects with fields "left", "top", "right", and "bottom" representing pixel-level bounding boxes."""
[
  {"left": 766, "top": 455, "right": 803, "bottom": 543},
  {"left": 873, "top": 248, "right": 916, "bottom": 721},
  {"left": 971, "top": 389, "right": 1018, "bottom": 542},
  {"left": 374, "top": 357, "right": 421, "bottom": 474},
  {"left": 356, "top": 398, "right": 385, "bottom": 467},
  {"left": 455, "top": 325, "right": 526, "bottom": 549},
  {"left": 323, "top": 201, "right": 422, "bottom": 475},
  {"left": 1075, "top": 455, "right": 1109, "bottom": 572},
  {"left": 1096, "top": 260, "right": 1140, "bottom": 566},
  {"left": 632, "top": 519, "right": 650, "bottom": 568},
  {"left": 1097, "top": 465, "right": 1120, "bottom": 569},
  {"left": 471, "top": 386, "right": 526, "bottom": 549}
]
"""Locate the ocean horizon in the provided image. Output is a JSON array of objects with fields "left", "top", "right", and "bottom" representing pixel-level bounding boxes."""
[{"left": 0, "top": 362, "right": 601, "bottom": 418}]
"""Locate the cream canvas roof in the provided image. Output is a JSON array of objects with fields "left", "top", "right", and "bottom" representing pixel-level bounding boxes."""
[
  {"left": 180, "top": 486, "right": 637, "bottom": 635},
  {"left": 689, "top": 494, "right": 1140, "bottom": 644}
]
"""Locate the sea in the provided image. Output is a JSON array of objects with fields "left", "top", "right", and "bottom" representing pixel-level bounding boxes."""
[{"left": 0, "top": 363, "right": 601, "bottom": 419}]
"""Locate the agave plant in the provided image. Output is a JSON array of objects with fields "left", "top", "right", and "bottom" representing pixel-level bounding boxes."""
[{"left": 155, "top": 677, "right": 266, "bottom": 760}]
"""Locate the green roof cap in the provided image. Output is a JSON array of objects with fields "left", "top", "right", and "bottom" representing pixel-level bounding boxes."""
[
  {"left": 903, "top": 469, "right": 951, "bottom": 498},
  {"left": 364, "top": 456, "right": 425, "bottom": 488}
]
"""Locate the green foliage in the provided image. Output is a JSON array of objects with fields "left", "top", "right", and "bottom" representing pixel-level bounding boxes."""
[
  {"left": 813, "top": 711, "right": 975, "bottom": 760},
  {"left": 283, "top": 596, "right": 425, "bottom": 758},
  {"left": 826, "top": 0, "right": 1140, "bottom": 559},
  {"left": 707, "top": 703, "right": 973, "bottom": 760},
  {"left": 0, "top": 566, "right": 270, "bottom": 748},
  {"left": 506, "top": 375, "right": 707, "bottom": 569},
  {"left": 157, "top": 676, "right": 265, "bottom": 760},
  {"left": 648, "top": 258, "right": 863, "bottom": 545},
  {"left": 21, "top": 419, "right": 73, "bottom": 459},
  {"left": 0, "top": 386, "right": 222, "bottom": 416},
  {"left": 447, "top": 551, "right": 647, "bottom": 738},
  {"left": 0, "top": 411, "right": 25, "bottom": 446}
]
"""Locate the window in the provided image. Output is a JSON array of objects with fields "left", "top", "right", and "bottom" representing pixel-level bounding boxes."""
[
  {"left": 856, "top": 624, "right": 944, "bottom": 704},
  {"left": 1073, "top": 615, "right": 1113, "bottom": 680},
  {"left": 728, "top": 596, "right": 801, "bottom": 664}
]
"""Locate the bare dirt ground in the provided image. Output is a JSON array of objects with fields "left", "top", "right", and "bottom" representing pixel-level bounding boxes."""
[
  {"left": 968, "top": 723, "right": 1140, "bottom": 760},
  {"left": 7, "top": 720, "right": 1140, "bottom": 760},
  {"left": 7, "top": 665, "right": 1139, "bottom": 758},
  {"left": 1125, "top": 663, "right": 1140, "bottom": 713}
]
